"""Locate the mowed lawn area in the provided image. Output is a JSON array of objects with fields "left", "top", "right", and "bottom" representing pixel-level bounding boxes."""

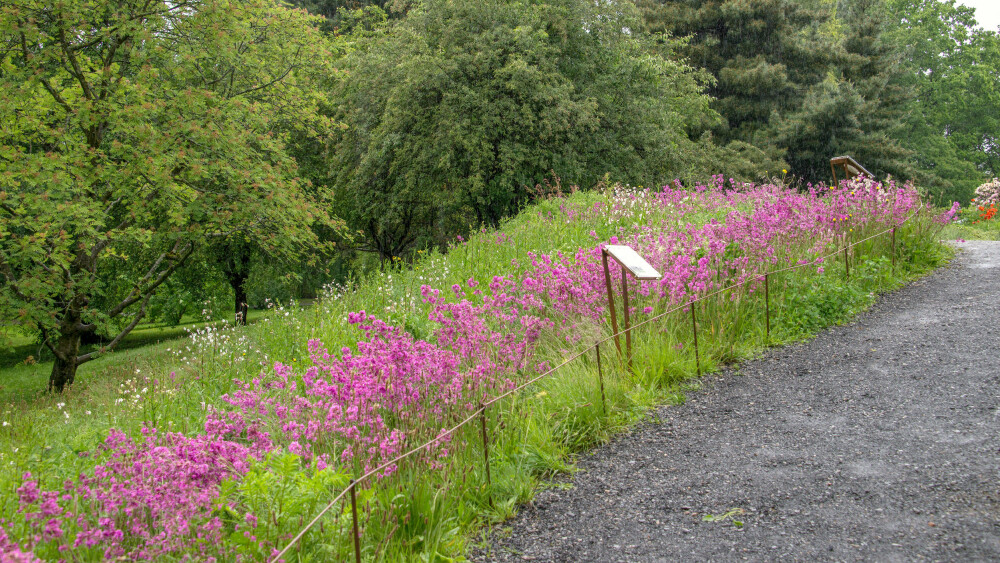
[{"left": 0, "top": 310, "right": 271, "bottom": 402}]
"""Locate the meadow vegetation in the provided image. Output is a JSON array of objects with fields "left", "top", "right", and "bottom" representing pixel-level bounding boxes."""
[{"left": 0, "top": 176, "right": 957, "bottom": 561}]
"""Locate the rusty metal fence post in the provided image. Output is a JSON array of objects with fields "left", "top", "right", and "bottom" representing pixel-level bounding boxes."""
[
  {"left": 891, "top": 227, "right": 896, "bottom": 267},
  {"left": 764, "top": 273, "right": 770, "bottom": 340},
  {"left": 621, "top": 265, "right": 632, "bottom": 368},
  {"left": 478, "top": 404, "right": 493, "bottom": 508},
  {"left": 601, "top": 250, "right": 623, "bottom": 358},
  {"left": 349, "top": 480, "right": 361, "bottom": 563},
  {"left": 270, "top": 211, "right": 921, "bottom": 563},
  {"left": 595, "top": 343, "right": 606, "bottom": 414},
  {"left": 844, "top": 246, "right": 850, "bottom": 281},
  {"left": 690, "top": 304, "right": 700, "bottom": 376}
]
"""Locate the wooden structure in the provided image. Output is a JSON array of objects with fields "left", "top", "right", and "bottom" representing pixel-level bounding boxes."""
[
  {"left": 830, "top": 155, "right": 873, "bottom": 186},
  {"left": 601, "top": 245, "right": 661, "bottom": 367}
]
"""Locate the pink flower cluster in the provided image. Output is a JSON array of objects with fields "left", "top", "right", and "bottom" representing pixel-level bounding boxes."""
[
  {"left": 511, "top": 179, "right": 923, "bottom": 332},
  {"left": 212, "top": 278, "right": 554, "bottom": 476},
  {"left": 974, "top": 177, "right": 1000, "bottom": 205},
  {"left": 3, "top": 428, "right": 255, "bottom": 561},
  {"left": 209, "top": 177, "right": 925, "bottom": 478}
]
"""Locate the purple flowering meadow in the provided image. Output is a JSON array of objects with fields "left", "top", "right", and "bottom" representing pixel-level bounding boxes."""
[{"left": 2, "top": 177, "right": 957, "bottom": 561}]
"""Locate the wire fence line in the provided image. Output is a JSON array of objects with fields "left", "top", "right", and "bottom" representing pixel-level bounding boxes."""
[{"left": 271, "top": 208, "right": 920, "bottom": 563}]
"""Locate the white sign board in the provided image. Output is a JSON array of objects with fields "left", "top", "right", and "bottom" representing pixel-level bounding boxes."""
[{"left": 603, "top": 245, "right": 661, "bottom": 280}]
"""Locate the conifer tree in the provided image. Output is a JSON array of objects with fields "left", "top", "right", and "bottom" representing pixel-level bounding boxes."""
[
  {"left": 773, "top": 0, "right": 917, "bottom": 183},
  {"left": 638, "top": 0, "right": 834, "bottom": 148}
]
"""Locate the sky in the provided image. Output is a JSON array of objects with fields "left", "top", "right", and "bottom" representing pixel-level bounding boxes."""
[{"left": 958, "top": 0, "right": 1000, "bottom": 32}]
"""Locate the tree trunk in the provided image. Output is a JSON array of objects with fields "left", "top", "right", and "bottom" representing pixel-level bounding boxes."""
[
  {"left": 233, "top": 276, "right": 249, "bottom": 326},
  {"left": 221, "top": 243, "right": 251, "bottom": 326},
  {"left": 49, "top": 331, "right": 81, "bottom": 392}
]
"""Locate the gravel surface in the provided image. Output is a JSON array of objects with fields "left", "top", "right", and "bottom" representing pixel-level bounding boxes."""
[{"left": 480, "top": 241, "right": 1000, "bottom": 562}]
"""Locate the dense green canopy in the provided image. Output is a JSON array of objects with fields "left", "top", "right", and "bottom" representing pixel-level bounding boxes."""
[
  {"left": 638, "top": 0, "right": 834, "bottom": 147},
  {"left": 886, "top": 0, "right": 998, "bottom": 202},
  {"left": 772, "top": 0, "right": 916, "bottom": 183},
  {"left": 328, "top": 0, "right": 731, "bottom": 260}
]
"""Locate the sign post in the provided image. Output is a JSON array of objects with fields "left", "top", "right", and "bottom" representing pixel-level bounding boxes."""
[
  {"left": 601, "top": 245, "right": 661, "bottom": 367},
  {"left": 830, "top": 155, "right": 873, "bottom": 186}
]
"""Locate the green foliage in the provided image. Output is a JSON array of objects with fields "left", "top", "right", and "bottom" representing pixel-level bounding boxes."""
[
  {"left": 0, "top": 187, "right": 952, "bottom": 561},
  {"left": 885, "top": 0, "right": 999, "bottom": 203},
  {"left": 703, "top": 507, "right": 745, "bottom": 527},
  {"left": 639, "top": 0, "right": 994, "bottom": 190},
  {"left": 137, "top": 248, "right": 232, "bottom": 326},
  {"left": 944, "top": 220, "right": 1000, "bottom": 242},
  {"left": 639, "top": 0, "right": 835, "bottom": 150},
  {"left": 773, "top": 0, "right": 917, "bottom": 183},
  {"left": 284, "top": 0, "right": 408, "bottom": 33},
  {"left": 328, "top": 0, "right": 722, "bottom": 260},
  {"left": 216, "top": 452, "right": 353, "bottom": 561},
  {"left": 0, "top": 0, "right": 343, "bottom": 389}
]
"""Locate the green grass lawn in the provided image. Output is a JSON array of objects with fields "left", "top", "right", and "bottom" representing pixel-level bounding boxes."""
[
  {"left": 942, "top": 220, "right": 1000, "bottom": 241},
  {"left": 0, "top": 309, "right": 267, "bottom": 402}
]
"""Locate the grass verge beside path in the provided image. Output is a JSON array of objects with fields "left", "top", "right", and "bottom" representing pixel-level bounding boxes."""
[{"left": 943, "top": 221, "right": 1000, "bottom": 241}]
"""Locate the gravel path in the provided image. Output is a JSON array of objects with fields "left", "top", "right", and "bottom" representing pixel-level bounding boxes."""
[{"left": 481, "top": 241, "right": 1000, "bottom": 562}]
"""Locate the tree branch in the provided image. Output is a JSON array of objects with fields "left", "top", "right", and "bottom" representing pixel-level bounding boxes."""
[
  {"left": 20, "top": 31, "right": 74, "bottom": 114},
  {"left": 105, "top": 241, "right": 194, "bottom": 319},
  {"left": 89, "top": 211, "right": 138, "bottom": 263},
  {"left": 39, "top": 326, "right": 67, "bottom": 362},
  {"left": 59, "top": 27, "right": 97, "bottom": 102},
  {"left": 0, "top": 256, "right": 30, "bottom": 304},
  {"left": 229, "top": 62, "right": 297, "bottom": 99},
  {"left": 103, "top": 196, "right": 124, "bottom": 216},
  {"left": 76, "top": 291, "right": 153, "bottom": 365},
  {"left": 97, "top": 35, "right": 124, "bottom": 102}
]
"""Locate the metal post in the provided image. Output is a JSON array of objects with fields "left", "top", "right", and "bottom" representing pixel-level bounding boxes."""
[
  {"left": 764, "top": 273, "right": 770, "bottom": 340},
  {"left": 595, "top": 343, "right": 606, "bottom": 414},
  {"left": 349, "top": 480, "right": 361, "bottom": 563},
  {"left": 621, "top": 265, "right": 632, "bottom": 368},
  {"left": 691, "top": 304, "right": 701, "bottom": 376},
  {"left": 478, "top": 404, "right": 493, "bottom": 508},
  {"left": 844, "top": 246, "right": 850, "bottom": 281},
  {"left": 891, "top": 227, "right": 896, "bottom": 267},
  {"left": 602, "top": 250, "right": 623, "bottom": 359}
]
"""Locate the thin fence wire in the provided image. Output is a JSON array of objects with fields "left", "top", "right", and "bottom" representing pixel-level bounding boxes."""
[{"left": 271, "top": 209, "right": 920, "bottom": 562}]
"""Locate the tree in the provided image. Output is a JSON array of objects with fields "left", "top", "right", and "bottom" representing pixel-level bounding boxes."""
[
  {"left": 0, "top": 0, "right": 340, "bottom": 390},
  {"left": 637, "top": 0, "right": 835, "bottom": 149},
  {"left": 885, "top": 0, "right": 999, "bottom": 202},
  {"left": 772, "top": 0, "right": 917, "bottom": 183},
  {"left": 329, "top": 0, "right": 721, "bottom": 261},
  {"left": 283, "top": 0, "right": 408, "bottom": 32},
  {"left": 211, "top": 236, "right": 255, "bottom": 326}
]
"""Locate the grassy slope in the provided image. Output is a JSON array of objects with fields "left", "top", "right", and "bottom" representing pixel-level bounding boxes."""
[{"left": 0, "top": 187, "right": 956, "bottom": 561}]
